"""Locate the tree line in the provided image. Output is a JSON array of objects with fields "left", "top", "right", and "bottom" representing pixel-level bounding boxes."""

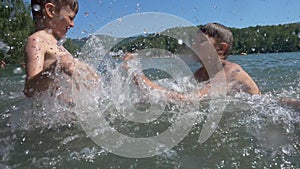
[
  {"left": 0, "top": 0, "right": 33, "bottom": 65},
  {"left": 111, "top": 23, "right": 300, "bottom": 55},
  {"left": 1, "top": 0, "right": 300, "bottom": 65}
]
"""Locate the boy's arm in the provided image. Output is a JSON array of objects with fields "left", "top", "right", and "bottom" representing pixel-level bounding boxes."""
[
  {"left": 25, "top": 35, "right": 46, "bottom": 79},
  {"left": 123, "top": 53, "right": 185, "bottom": 101},
  {"left": 23, "top": 64, "right": 56, "bottom": 97},
  {"left": 133, "top": 74, "right": 186, "bottom": 101},
  {"left": 24, "top": 35, "right": 53, "bottom": 97}
]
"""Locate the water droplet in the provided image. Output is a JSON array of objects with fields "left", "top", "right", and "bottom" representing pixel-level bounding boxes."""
[
  {"left": 32, "top": 4, "right": 41, "bottom": 12},
  {"left": 13, "top": 67, "right": 22, "bottom": 74},
  {"left": 143, "top": 29, "right": 148, "bottom": 34},
  {"left": 57, "top": 36, "right": 67, "bottom": 46},
  {"left": 47, "top": 29, "right": 53, "bottom": 34},
  {"left": 84, "top": 12, "right": 89, "bottom": 17},
  {"left": 0, "top": 41, "right": 10, "bottom": 53},
  {"left": 117, "top": 18, "right": 122, "bottom": 23},
  {"left": 242, "top": 148, "right": 250, "bottom": 156},
  {"left": 136, "top": 3, "right": 141, "bottom": 12},
  {"left": 282, "top": 144, "right": 294, "bottom": 156},
  {"left": 218, "top": 160, "right": 225, "bottom": 167},
  {"left": 178, "top": 39, "right": 183, "bottom": 45}
]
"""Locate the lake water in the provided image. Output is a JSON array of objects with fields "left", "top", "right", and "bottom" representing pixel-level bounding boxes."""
[{"left": 0, "top": 52, "right": 299, "bottom": 168}]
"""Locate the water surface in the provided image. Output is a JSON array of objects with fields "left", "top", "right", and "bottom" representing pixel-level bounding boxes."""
[{"left": 0, "top": 52, "right": 299, "bottom": 168}]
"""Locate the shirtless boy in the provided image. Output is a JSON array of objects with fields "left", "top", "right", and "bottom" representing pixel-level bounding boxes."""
[
  {"left": 125, "top": 23, "right": 260, "bottom": 100},
  {"left": 192, "top": 23, "right": 260, "bottom": 97},
  {"left": 24, "top": 0, "right": 99, "bottom": 100}
]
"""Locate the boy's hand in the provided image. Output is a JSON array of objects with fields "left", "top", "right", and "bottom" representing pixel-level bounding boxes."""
[{"left": 59, "top": 56, "right": 76, "bottom": 76}]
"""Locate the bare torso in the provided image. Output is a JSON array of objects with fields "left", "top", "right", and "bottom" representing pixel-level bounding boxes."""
[
  {"left": 24, "top": 30, "right": 99, "bottom": 100},
  {"left": 194, "top": 60, "right": 260, "bottom": 95},
  {"left": 222, "top": 60, "right": 260, "bottom": 95}
]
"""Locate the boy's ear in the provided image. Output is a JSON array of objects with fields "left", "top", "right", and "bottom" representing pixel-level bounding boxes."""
[
  {"left": 220, "top": 42, "right": 228, "bottom": 52},
  {"left": 45, "top": 3, "right": 56, "bottom": 18},
  {"left": 216, "top": 42, "right": 228, "bottom": 56}
]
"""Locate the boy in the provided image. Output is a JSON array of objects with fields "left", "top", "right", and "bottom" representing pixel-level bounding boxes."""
[
  {"left": 125, "top": 23, "right": 260, "bottom": 100},
  {"left": 24, "top": 0, "right": 99, "bottom": 102},
  {"left": 192, "top": 23, "right": 260, "bottom": 97}
]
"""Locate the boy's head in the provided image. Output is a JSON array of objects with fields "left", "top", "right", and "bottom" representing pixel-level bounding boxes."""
[
  {"left": 200, "top": 23, "right": 233, "bottom": 58},
  {"left": 31, "top": 0, "right": 79, "bottom": 27}
]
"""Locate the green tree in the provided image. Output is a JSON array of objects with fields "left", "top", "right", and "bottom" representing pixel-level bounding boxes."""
[{"left": 0, "top": 0, "right": 34, "bottom": 64}]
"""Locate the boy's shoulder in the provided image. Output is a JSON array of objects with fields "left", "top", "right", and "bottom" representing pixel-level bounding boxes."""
[
  {"left": 223, "top": 60, "right": 243, "bottom": 71},
  {"left": 28, "top": 30, "right": 53, "bottom": 42},
  {"left": 27, "top": 30, "right": 57, "bottom": 50},
  {"left": 29, "top": 30, "right": 44, "bottom": 39}
]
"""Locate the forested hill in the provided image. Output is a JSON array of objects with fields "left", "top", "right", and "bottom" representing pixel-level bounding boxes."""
[
  {"left": 107, "top": 23, "right": 300, "bottom": 55},
  {"left": 230, "top": 23, "right": 300, "bottom": 54},
  {"left": 0, "top": 0, "right": 300, "bottom": 64}
]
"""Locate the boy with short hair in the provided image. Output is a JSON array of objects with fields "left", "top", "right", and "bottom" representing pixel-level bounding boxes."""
[
  {"left": 125, "top": 23, "right": 260, "bottom": 101},
  {"left": 24, "top": 0, "right": 99, "bottom": 102},
  {"left": 193, "top": 23, "right": 260, "bottom": 96}
]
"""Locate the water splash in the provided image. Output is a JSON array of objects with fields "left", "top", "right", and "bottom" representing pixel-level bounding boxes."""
[
  {"left": 178, "top": 39, "right": 183, "bottom": 45},
  {"left": 0, "top": 40, "right": 10, "bottom": 53},
  {"left": 136, "top": 3, "right": 141, "bottom": 12},
  {"left": 32, "top": 4, "right": 41, "bottom": 12},
  {"left": 57, "top": 36, "right": 67, "bottom": 46},
  {"left": 13, "top": 67, "right": 22, "bottom": 74},
  {"left": 1, "top": 38, "right": 299, "bottom": 168}
]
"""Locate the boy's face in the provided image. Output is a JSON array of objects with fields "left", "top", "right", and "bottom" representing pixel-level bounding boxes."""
[
  {"left": 190, "top": 33, "right": 216, "bottom": 64},
  {"left": 51, "top": 5, "right": 76, "bottom": 39}
]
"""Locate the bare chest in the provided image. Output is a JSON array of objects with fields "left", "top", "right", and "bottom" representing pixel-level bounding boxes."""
[{"left": 44, "top": 45, "right": 73, "bottom": 69}]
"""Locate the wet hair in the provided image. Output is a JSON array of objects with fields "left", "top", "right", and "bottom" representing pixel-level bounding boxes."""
[
  {"left": 31, "top": 0, "right": 79, "bottom": 20},
  {"left": 199, "top": 23, "right": 233, "bottom": 57}
]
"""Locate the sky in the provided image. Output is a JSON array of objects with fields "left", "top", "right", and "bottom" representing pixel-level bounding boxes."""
[{"left": 27, "top": 0, "right": 300, "bottom": 39}]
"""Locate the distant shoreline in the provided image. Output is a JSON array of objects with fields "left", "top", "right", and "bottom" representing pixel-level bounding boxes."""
[{"left": 68, "top": 23, "right": 300, "bottom": 57}]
